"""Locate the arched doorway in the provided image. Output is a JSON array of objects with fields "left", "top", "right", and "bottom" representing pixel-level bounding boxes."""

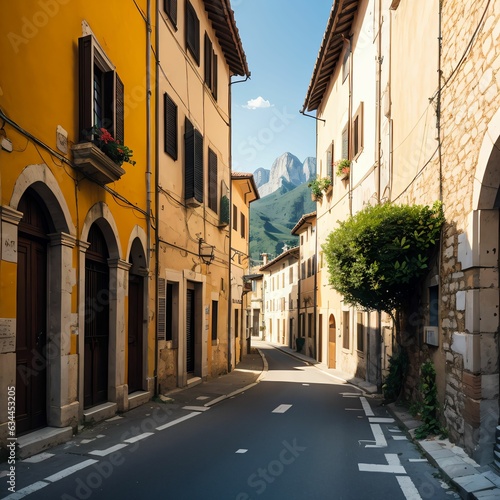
[
  {"left": 328, "top": 314, "right": 336, "bottom": 369},
  {"left": 84, "top": 224, "right": 110, "bottom": 408},
  {"left": 127, "top": 238, "right": 146, "bottom": 393},
  {"left": 16, "top": 189, "right": 53, "bottom": 434}
]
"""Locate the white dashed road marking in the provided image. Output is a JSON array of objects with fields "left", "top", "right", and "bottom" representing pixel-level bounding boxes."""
[
  {"left": 89, "top": 443, "right": 128, "bottom": 457},
  {"left": 156, "top": 411, "right": 201, "bottom": 430},
  {"left": 272, "top": 404, "right": 292, "bottom": 413},
  {"left": 123, "top": 432, "right": 154, "bottom": 444},
  {"left": 44, "top": 459, "right": 99, "bottom": 482}
]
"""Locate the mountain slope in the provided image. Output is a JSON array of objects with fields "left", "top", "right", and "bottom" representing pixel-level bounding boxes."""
[{"left": 250, "top": 182, "right": 315, "bottom": 261}]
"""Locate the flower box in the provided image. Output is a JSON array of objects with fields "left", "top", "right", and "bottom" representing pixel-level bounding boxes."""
[{"left": 72, "top": 142, "right": 126, "bottom": 184}]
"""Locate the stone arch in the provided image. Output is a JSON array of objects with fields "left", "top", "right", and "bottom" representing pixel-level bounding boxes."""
[
  {"left": 10, "top": 163, "right": 75, "bottom": 235},
  {"left": 473, "top": 106, "right": 500, "bottom": 210},
  {"left": 125, "top": 225, "right": 148, "bottom": 273},
  {"left": 80, "top": 202, "right": 121, "bottom": 259}
]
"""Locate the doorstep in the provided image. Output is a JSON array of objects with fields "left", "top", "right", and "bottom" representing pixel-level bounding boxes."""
[
  {"left": 83, "top": 402, "right": 117, "bottom": 425},
  {"left": 127, "top": 391, "right": 151, "bottom": 411},
  {"left": 17, "top": 426, "right": 73, "bottom": 459}
]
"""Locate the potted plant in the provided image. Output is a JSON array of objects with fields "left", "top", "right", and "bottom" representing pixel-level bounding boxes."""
[
  {"left": 90, "top": 126, "right": 136, "bottom": 166},
  {"left": 308, "top": 178, "right": 323, "bottom": 201},
  {"left": 308, "top": 177, "right": 333, "bottom": 201},
  {"left": 335, "top": 159, "right": 351, "bottom": 180}
]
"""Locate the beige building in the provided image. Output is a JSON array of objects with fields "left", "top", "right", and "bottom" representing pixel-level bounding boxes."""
[
  {"left": 260, "top": 247, "right": 299, "bottom": 347},
  {"left": 155, "top": 0, "right": 249, "bottom": 391},
  {"left": 230, "top": 172, "right": 260, "bottom": 365},
  {"left": 303, "top": 0, "right": 500, "bottom": 466},
  {"left": 291, "top": 212, "right": 319, "bottom": 358}
]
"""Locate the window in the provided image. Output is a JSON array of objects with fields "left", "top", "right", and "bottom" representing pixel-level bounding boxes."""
[
  {"left": 342, "top": 125, "right": 349, "bottom": 160},
  {"left": 301, "top": 262, "right": 305, "bottom": 279},
  {"left": 326, "top": 142, "right": 334, "bottom": 179},
  {"left": 281, "top": 297, "right": 285, "bottom": 311},
  {"left": 232, "top": 204, "right": 238, "bottom": 231},
  {"left": 208, "top": 148, "right": 218, "bottom": 212},
  {"left": 308, "top": 313, "right": 313, "bottom": 337},
  {"left": 163, "top": 0, "right": 177, "bottom": 27},
  {"left": 184, "top": 118, "right": 203, "bottom": 205},
  {"left": 185, "top": 0, "right": 200, "bottom": 65},
  {"left": 240, "top": 213, "right": 246, "bottom": 238},
  {"left": 164, "top": 93, "right": 178, "bottom": 160},
  {"left": 353, "top": 102, "right": 364, "bottom": 158},
  {"left": 211, "top": 300, "right": 218, "bottom": 342},
  {"left": 342, "top": 311, "right": 350, "bottom": 349},
  {"left": 289, "top": 267, "right": 293, "bottom": 284},
  {"left": 357, "top": 312, "right": 364, "bottom": 352},
  {"left": 204, "top": 33, "right": 218, "bottom": 100},
  {"left": 282, "top": 273, "right": 284, "bottom": 288},
  {"left": 78, "top": 35, "right": 124, "bottom": 143}
]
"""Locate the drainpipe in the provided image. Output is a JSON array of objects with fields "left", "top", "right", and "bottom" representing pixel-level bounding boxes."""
[
  {"left": 227, "top": 85, "right": 233, "bottom": 373},
  {"left": 153, "top": 0, "right": 160, "bottom": 395}
]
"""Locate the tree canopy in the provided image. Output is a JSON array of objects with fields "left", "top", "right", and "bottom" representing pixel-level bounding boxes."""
[{"left": 322, "top": 202, "right": 444, "bottom": 315}]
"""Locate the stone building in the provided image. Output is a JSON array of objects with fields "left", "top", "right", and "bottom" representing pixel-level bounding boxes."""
[{"left": 303, "top": 0, "right": 500, "bottom": 465}]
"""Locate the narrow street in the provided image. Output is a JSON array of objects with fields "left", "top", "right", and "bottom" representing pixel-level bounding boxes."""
[{"left": 1, "top": 344, "right": 457, "bottom": 500}]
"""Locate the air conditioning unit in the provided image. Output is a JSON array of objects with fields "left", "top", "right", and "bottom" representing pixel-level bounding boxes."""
[{"left": 423, "top": 326, "right": 439, "bottom": 347}]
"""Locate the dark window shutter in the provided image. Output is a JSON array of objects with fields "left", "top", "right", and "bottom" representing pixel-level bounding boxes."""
[
  {"left": 204, "top": 33, "right": 212, "bottom": 87},
  {"left": 232, "top": 204, "right": 237, "bottom": 231},
  {"left": 185, "top": 0, "right": 200, "bottom": 65},
  {"left": 164, "top": 0, "right": 177, "bottom": 27},
  {"left": 164, "top": 93, "right": 178, "bottom": 160},
  {"left": 78, "top": 35, "right": 93, "bottom": 141},
  {"left": 115, "top": 74, "right": 124, "bottom": 144},
  {"left": 157, "top": 278, "right": 166, "bottom": 341},
  {"left": 212, "top": 53, "right": 218, "bottom": 100},
  {"left": 193, "top": 129, "right": 203, "bottom": 203},
  {"left": 240, "top": 213, "right": 245, "bottom": 238},
  {"left": 208, "top": 148, "right": 217, "bottom": 212},
  {"left": 184, "top": 119, "right": 203, "bottom": 204}
]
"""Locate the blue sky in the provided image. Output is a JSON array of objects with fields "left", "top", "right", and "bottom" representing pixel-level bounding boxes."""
[{"left": 230, "top": 0, "right": 333, "bottom": 174}]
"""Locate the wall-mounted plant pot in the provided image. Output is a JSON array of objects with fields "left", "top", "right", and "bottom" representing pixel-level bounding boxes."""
[{"left": 72, "top": 142, "right": 125, "bottom": 184}]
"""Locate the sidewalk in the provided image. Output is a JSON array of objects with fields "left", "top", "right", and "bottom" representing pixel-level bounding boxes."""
[{"left": 268, "top": 340, "right": 500, "bottom": 500}]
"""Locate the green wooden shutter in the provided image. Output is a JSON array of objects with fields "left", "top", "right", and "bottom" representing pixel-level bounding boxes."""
[
  {"left": 184, "top": 118, "right": 203, "bottom": 205},
  {"left": 208, "top": 148, "right": 217, "bottom": 212}
]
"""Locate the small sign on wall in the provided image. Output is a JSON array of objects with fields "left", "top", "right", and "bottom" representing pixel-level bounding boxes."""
[{"left": 0, "top": 318, "right": 16, "bottom": 354}]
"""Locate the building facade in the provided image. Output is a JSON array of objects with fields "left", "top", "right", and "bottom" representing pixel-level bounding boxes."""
[
  {"left": 303, "top": 0, "right": 500, "bottom": 465},
  {"left": 230, "top": 172, "right": 259, "bottom": 365},
  {"left": 0, "top": 0, "right": 153, "bottom": 454},
  {"left": 260, "top": 247, "right": 299, "bottom": 347},
  {"left": 155, "top": 0, "right": 249, "bottom": 391}
]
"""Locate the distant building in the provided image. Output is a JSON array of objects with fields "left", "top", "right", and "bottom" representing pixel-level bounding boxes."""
[{"left": 260, "top": 247, "right": 299, "bottom": 347}]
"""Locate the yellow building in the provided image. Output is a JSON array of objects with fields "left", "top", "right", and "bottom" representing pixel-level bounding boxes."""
[
  {"left": 155, "top": 1, "right": 249, "bottom": 390},
  {"left": 230, "top": 172, "right": 259, "bottom": 365},
  {"left": 0, "top": 1, "right": 154, "bottom": 455}
]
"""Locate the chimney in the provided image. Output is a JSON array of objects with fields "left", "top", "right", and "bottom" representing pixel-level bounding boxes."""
[{"left": 261, "top": 253, "right": 269, "bottom": 266}]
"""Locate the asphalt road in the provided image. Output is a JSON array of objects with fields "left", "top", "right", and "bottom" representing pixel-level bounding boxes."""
[{"left": 2, "top": 344, "right": 458, "bottom": 499}]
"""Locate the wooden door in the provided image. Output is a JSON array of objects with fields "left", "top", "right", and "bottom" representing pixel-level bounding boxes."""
[
  {"left": 186, "top": 289, "right": 195, "bottom": 374},
  {"left": 127, "top": 274, "right": 143, "bottom": 393},
  {"left": 328, "top": 314, "right": 336, "bottom": 369},
  {"left": 16, "top": 237, "right": 48, "bottom": 434},
  {"left": 16, "top": 190, "right": 50, "bottom": 435},
  {"left": 84, "top": 225, "right": 109, "bottom": 409}
]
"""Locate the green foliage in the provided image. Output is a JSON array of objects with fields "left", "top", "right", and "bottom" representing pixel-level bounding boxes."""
[
  {"left": 219, "top": 195, "right": 230, "bottom": 225},
  {"left": 414, "top": 361, "right": 445, "bottom": 439},
  {"left": 335, "top": 158, "right": 351, "bottom": 177},
  {"left": 308, "top": 177, "right": 332, "bottom": 198},
  {"left": 322, "top": 202, "right": 444, "bottom": 314},
  {"left": 382, "top": 350, "right": 409, "bottom": 401}
]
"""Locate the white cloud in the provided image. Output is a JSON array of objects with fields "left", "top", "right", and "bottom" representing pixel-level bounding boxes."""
[{"left": 243, "top": 96, "right": 272, "bottom": 110}]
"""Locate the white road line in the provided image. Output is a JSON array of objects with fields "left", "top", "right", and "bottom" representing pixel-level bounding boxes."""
[
  {"left": 88, "top": 443, "right": 128, "bottom": 456},
  {"left": 196, "top": 396, "right": 210, "bottom": 400},
  {"left": 396, "top": 475, "right": 422, "bottom": 499},
  {"left": 409, "top": 458, "right": 428, "bottom": 463},
  {"left": 365, "top": 424, "right": 388, "bottom": 448},
  {"left": 235, "top": 449, "right": 248, "bottom": 454},
  {"left": 123, "top": 432, "right": 154, "bottom": 444},
  {"left": 22, "top": 452, "right": 54, "bottom": 463},
  {"left": 272, "top": 404, "right": 292, "bottom": 413},
  {"left": 182, "top": 405, "right": 211, "bottom": 412},
  {"left": 340, "top": 392, "right": 362, "bottom": 396},
  {"left": 360, "top": 397, "right": 374, "bottom": 416},
  {"left": 44, "top": 459, "right": 98, "bottom": 482},
  {"left": 358, "top": 463, "right": 406, "bottom": 474},
  {"left": 393, "top": 435, "right": 408, "bottom": 440},
  {"left": 3, "top": 480, "right": 48, "bottom": 499},
  {"left": 156, "top": 411, "right": 201, "bottom": 430},
  {"left": 385, "top": 454, "right": 402, "bottom": 466},
  {"left": 368, "top": 417, "right": 395, "bottom": 423}
]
